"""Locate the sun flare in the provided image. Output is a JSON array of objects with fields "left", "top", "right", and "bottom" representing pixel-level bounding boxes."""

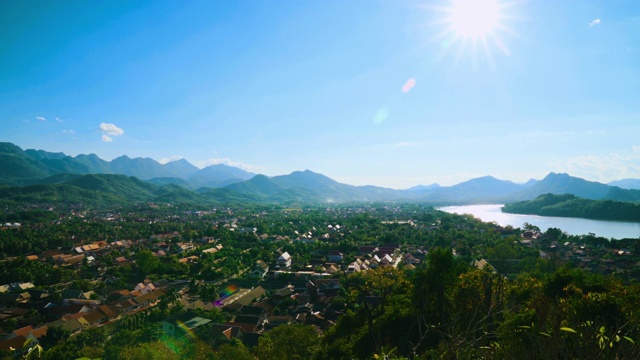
[
  {"left": 449, "top": 0, "right": 501, "bottom": 39},
  {"left": 430, "top": 0, "right": 516, "bottom": 67}
]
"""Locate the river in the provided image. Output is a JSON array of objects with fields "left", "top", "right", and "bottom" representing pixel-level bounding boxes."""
[{"left": 438, "top": 204, "right": 640, "bottom": 240}]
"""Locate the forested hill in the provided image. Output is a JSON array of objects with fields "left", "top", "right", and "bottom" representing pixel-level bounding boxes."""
[{"left": 502, "top": 193, "right": 640, "bottom": 222}]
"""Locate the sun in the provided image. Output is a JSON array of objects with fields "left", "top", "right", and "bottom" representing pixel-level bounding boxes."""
[
  {"left": 449, "top": 0, "right": 501, "bottom": 39},
  {"left": 429, "top": 0, "right": 516, "bottom": 66}
]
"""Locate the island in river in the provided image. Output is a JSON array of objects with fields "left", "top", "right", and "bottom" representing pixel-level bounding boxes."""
[{"left": 502, "top": 193, "right": 640, "bottom": 223}]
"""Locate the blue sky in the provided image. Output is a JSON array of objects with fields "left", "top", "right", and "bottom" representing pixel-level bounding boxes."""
[{"left": 2, "top": 0, "right": 639, "bottom": 188}]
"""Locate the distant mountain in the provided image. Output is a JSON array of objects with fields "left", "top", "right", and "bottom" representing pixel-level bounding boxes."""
[
  {"left": 3, "top": 142, "right": 640, "bottom": 206},
  {"left": 271, "top": 170, "right": 403, "bottom": 202},
  {"left": 220, "top": 170, "right": 402, "bottom": 204},
  {"left": 0, "top": 173, "right": 219, "bottom": 206},
  {"left": 407, "top": 184, "right": 441, "bottom": 191},
  {"left": 609, "top": 178, "right": 640, "bottom": 190},
  {"left": 416, "top": 176, "right": 523, "bottom": 203},
  {"left": 163, "top": 159, "right": 200, "bottom": 178},
  {"left": 0, "top": 142, "right": 253, "bottom": 189},
  {"left": 0, "top": 142, "right": 55, "bottom": 185},
  {"left": 225, "top": 174, "right": 286, "bottom": 198},
  {"left": 110, "top": 155, "right": 181, "bottom": 180},
  {"left": 188, "top": 164, "right": 255, "bottom": 188},
  {"left": 513, "top": 173, "right": 615, "bottom": 201}
]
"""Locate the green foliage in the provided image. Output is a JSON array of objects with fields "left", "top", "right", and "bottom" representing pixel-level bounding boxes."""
[
  {"left": 504, "top": 193, "right": 640, "bottom": 222},
  {"left": 256, "top": 324, "right": 320, "bottom": 360}
]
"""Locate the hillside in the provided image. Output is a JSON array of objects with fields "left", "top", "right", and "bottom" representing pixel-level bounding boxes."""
[
  {"left": 3, "top": 142, "right": 640, "bottom": 206},
  {"left": 0, "top": 142, "right": 252, "bottom": 189},
  {"left": 502, "top": 193, "right": 640, "bottom": 222}
]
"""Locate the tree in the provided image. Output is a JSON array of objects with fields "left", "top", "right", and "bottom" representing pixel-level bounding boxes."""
[
  {"left": 118, "top": 341, "right": 181, "bottom": 360},
  {"left": 136, "top": 249, "right": 160, "bottom": 275},
  {"left": 216, "top": 342, "right": 254, "bottom": 360},
  {"left": 522, "top": 222, "right": 540, "bottom": 232},
  {"left": 256, "top": 324, "right": 320, "bottom": 360},
  {"left": 199, "top": 284, "right": 219, "bottom": 303}
]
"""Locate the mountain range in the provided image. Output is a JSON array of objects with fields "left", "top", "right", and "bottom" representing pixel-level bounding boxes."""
[
  {"left": 1, "top": 142, "right": 640, "bottom": 206},
  {"left": 0, "top": 142, "right": 254, "bottom": 189}
]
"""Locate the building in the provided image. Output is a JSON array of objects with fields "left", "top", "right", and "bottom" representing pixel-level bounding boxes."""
[
  {"left": 162, "top": 314, "right": 212, "bottom": 338},
  {"left": 276, "top": 252, "right": 292, "bottom": 268},
  {"left": 253, "top": 260, "right": 269, "bottom": 278}
]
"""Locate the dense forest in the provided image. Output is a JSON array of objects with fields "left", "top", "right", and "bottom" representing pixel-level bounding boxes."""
[{"left": 502, "top": 193, "right": 640, "bottom": 222}]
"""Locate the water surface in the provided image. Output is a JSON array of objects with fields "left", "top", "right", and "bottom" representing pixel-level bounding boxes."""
[{"left": 439, "top": 204, "right": 640, "bottom": 239}]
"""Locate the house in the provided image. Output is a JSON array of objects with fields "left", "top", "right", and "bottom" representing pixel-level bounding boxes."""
[
  {"left": 134, "top": 282, "right": 156, "bottom": 295},
  {"left": 28, "top": 327, "right": 48, "bottom": 343},
  {"left": 273, "top": 285, "right": 295, "bottom": 300},
  {"left": 176, "top": 242, "right": 196, "bottom": 253},
  {"left": 62, "top": 290, "right": 91, "bottom": 301},
  {"left": 314, "top": 279, "right": 341, "bottom": 296},
  {"left": 80, "top": 310, "right": 107, "bottom": 327},
  {"left": 347, "top": 262, "right": 362, "bottom": 274},
  {"left": 208, "top": 323, "right": 246, "bottom": 345},
  {"left": 0, "top": 292, "right": 31, "bottom": 305},
  {"left": 471, "top": 259, "right": 498, "bottom": 274},
  {"left": 132, "top": 289, "right": 165, "bottom": 308},
  {"left": 178, "top": 255, "right": 199, "bottom": 264},
  {"left": 253, "top": 260, "right": 269, "bottom": 278},
  {"left": 327, "top": 251, "right": 344, "bottom": 263},
  {"left": 403, "top": 253, "right": 421, "bottom": 265},
  {"left": 220, "top": 286, "right": 266, "bottom": 308},
  {"left": 197, "top": 237, "right": 217, "bottom": 245},
  {"left": 48, "top": 318, "right": 83, "bottom": 335},
  {"left": 108, "top": 290, "right": 132, "bottom": 302},
  {"left": 98, "top": 305, "right": 119, "bottom": 320},
  {"left": 162, "top": 314, "right": 212, "bottom": 338},
  {"left": 116, "top": 299, "right": 138, "bottom": 314},
  {"left": 0, "top": 335, "right": 30, "bottom": 356},
  {"left": 10, "top": 282, "right": 34, "bottom": 292},
  {"left": 359, "top": 246, "right": 378, "bottom": 255},
  {"left": 232, "top": 313, "right": 263, "bottom": 333},
  {"left": 7, "top": 325, "right": 34, "bottom": 339},
  {"left": 264, "top": 315, "right": 293, "bottom": 330},
  {"left": 276, "top": 252, "right": 292, "bottom": 268},
  {"left": 323, "top": 264, "right": 340, "bottom": 274}
]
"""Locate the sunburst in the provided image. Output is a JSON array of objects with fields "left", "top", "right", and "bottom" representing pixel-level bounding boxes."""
[{"left": 430, "top": 0, "right": 518, "bottom": 68}]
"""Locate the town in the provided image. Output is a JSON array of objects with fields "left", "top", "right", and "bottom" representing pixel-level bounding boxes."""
[{"left": 1, "top": 202, "right": 639, "bottom": 359}]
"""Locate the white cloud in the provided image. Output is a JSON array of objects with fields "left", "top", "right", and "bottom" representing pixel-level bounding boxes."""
[
  {"left": 99, "top": 122, "right": 124, "bottom": 142},
  {"left": 62, "top": 129, "right": 76, "bottom": 134},
  {"left": 36, "top": 116, "right": 46, "bottom": 121},
  {"left": 589, "top": 18, "right": 601, "bottom": 27},
  {"left": 552, "top": 147, "right": 640, "bottom": 182},
  {"left": 195, "top": 158, "right": 264, "bottom": 172},
  {"left": 56, "top": 117, "right": 63, "bottom": 123},
  {"left": 100, "top": 122, "right": 124, "bottom": 136},
  {"left": 158, "top": 156, "right": 184, "bottom": 164}
]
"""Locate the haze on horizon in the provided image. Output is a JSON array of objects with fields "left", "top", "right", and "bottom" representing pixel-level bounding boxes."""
[{"left": 2, "top": 0, "right": 639, "bottom": 188}]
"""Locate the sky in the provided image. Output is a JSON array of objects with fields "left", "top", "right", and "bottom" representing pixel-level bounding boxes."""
[{"left": 2, "top": 0, "right": 640, "bottom": 189}]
